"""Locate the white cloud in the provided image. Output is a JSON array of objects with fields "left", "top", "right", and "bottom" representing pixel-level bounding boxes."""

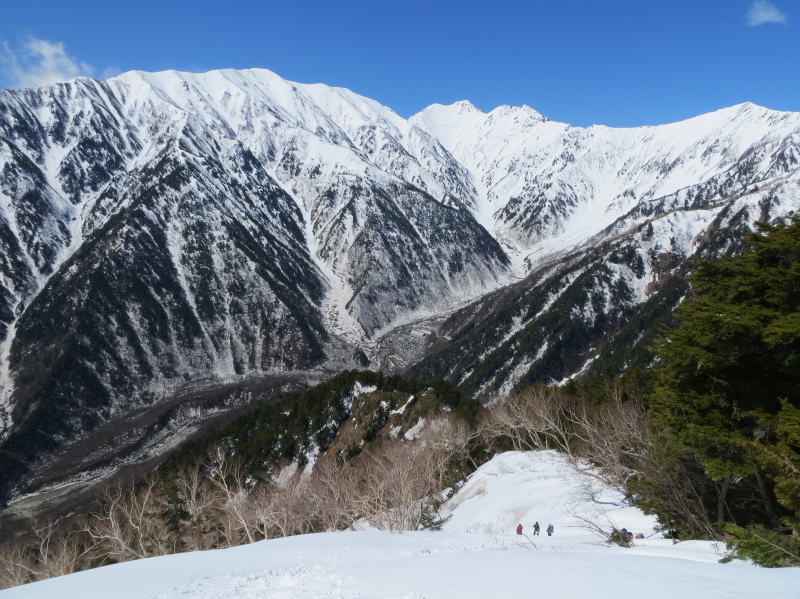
[
  {"left": 1, "top": 37, "right": 94, "bottom": 89},
  {"left": 100, "top": 66, "right": 122, "bottom": 79},
  {"left": 746, "top": 1, "right": 788, "bottom": 26}
]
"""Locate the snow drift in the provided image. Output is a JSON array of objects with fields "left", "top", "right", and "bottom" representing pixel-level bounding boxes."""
[{"left": 3, "top": 450, "right": 798, "bottom": 598}]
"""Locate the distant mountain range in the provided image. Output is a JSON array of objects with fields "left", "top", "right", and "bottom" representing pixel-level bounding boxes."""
[{"left": 0, "top": 68, "right": 798, "bottom": 513}]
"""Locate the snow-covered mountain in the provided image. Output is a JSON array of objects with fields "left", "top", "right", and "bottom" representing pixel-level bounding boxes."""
[
  {"left": 409, "top": 101, "right": 800, "bottom": 395},
  {"left": 412, "top": 99, "right": 800, "bottom": 264},
  {"left": 0, "top": 67, "right": 799, "bottom": 507},
  {"left": 0, "top": 69, "right": 512, "bottom": 505}
]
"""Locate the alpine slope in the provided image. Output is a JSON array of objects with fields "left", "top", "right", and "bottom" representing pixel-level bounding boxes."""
[
  {"left": 1, "top": 68, "right": 799, "bottom": 509},
  {"left": 2, "top": 451, "right": 798, "bottom": 599}
]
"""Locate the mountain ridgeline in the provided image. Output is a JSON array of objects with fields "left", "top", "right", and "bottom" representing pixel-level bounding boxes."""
[{"left": 0, "top": 68, "right": 799, "bottom": 510}]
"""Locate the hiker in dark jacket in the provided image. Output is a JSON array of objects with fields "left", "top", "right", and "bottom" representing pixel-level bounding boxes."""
[
  {"left": 546, "top": 523, "right": 554, "bottom": 536},
  {"left": 533, "top": 521, "right": 540, "bottom": 536}
]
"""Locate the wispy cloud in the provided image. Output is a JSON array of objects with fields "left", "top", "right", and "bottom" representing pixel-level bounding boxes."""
[
  {"left": 1, "top": 37, "right": 93, "bottom": 89},
  {"left": 100, "top": 66, "right": 122, "bottom": 79},
  {"left": 746, "top": 1, "right": 788, "bottom": 26}
]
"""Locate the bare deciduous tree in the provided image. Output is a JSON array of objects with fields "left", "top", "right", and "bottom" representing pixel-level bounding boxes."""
[
  {"left": 204, "top": 446, "right": 259, "bottom": 546},
  {"left": 86, "top": 478, "right": 171, "bottom": 561},
  {"left": 567, "top": 389, "right": 650, "bottom": 490},
  {"left": 0, "top": 542, "right": 37, "bottom": 589},
  {"left": 480, "top": 385, "right": 577, "bottom": 455},
  {"left": 304, "top": 459, "right": 361, "bottom": 532},
  {"left": 31, "top": 521, "right": 89, "bottom": 579},
  {"left": 248, "top": 474, "right": 313, "bottom": 539}
]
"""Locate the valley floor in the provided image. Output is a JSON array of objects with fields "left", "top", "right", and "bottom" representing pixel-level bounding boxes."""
[{"left": 3, "top": 451, "right": 798, "bottom": 598}]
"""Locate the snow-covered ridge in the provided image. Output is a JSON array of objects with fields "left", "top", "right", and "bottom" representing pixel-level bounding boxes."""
[
  {"left": 4, "top": 451, "right": 798, "bottom": 598},
  {"left": 411, "top": 97, "right": 800, "bottom": 267},
  {"left": 0, "top": 66, "right": 799, "bottom": 508}
]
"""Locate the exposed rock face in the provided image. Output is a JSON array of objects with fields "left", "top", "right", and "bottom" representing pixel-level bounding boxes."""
[
  {"left": 408, "top": 101, "right": 800, "bottom": 395},
  {"left": 0, "top": 68, "right": 799, "bottom": 508},
  {"left": 0, "top": 70, "right": 510, "bottom": 504}
]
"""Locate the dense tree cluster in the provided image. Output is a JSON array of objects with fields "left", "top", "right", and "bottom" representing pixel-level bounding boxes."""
[{"left": 645, "top": 217, "right": 800, "bottom": 565}]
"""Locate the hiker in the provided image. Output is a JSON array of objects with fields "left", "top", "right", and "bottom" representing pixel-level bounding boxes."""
[
  {"left": 516, "top": 523, "right": 523, "bottom": 535},
  {"left": 546, "top": 523, "right": 554, "bottom": 536},
  {"left": 533, "top": 521, "right": 540, "bottom": 536}
]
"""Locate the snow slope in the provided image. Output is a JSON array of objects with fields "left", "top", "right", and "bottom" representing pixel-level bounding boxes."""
[
  {"left": 4, "top": 451, "right": 798, "bottom": 598},
  {"left": 441, "top": 450, "right": 656, "bottom": 537}
]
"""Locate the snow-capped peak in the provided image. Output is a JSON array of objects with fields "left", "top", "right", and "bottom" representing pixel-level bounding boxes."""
[{"left": 487, "top": 103, "right": 547, "bottom": 122}]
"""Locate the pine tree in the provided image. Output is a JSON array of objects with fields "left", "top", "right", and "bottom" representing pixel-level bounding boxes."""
[
  {"left": 647, "top": 217, "right": 800, "bottom": 538},
  {"left": 159, "top": 484, "right": 190, "bottom": 553}
]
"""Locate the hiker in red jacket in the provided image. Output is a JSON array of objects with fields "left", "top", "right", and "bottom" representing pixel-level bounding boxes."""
[{"left": 516, "top": 523, "right": 523, "bottom": 535}]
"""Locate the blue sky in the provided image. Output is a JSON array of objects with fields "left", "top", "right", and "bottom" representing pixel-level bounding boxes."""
[{"left": 0, "top": 0, "right": 797, "bottom": 126}]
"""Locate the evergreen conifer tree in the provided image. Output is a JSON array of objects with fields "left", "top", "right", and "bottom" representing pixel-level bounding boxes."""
[{"left": 647, "top": 217, "right": 800, "bottom": 560}]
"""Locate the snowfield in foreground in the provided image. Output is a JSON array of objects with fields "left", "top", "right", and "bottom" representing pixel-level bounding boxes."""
[{"left": 3, "top": 451, "right": 799, "bottom": 598}]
